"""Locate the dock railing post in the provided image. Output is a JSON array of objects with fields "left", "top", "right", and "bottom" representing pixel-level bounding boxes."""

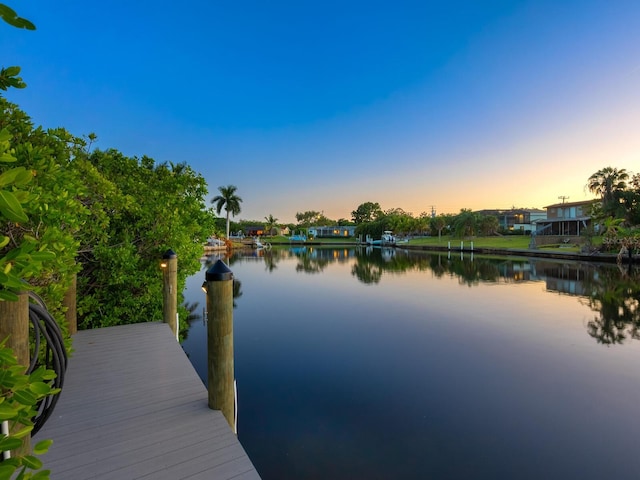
[
  {"left": 63, "top": 272, "right": 77, "bottom": 335},
  {"left": 0, "top": 292, "right": 31, "bottom": 456},
  {"left": 205, "top": 260, "right": 235, "bottom": 431},
  {"left": 161, "top": 249, "right": 178, "bottom": 339}
]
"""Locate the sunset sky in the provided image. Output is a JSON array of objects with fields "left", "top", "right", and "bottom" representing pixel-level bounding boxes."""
[{"left": 2, "top": 1, "right": 639, "bottom": 223}]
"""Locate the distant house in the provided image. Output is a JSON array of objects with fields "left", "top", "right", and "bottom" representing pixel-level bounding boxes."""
[
  {"left": 245, "top": 225, "right": 289, "bottom": 236},
  {"left": 476, "top": 209, "right": 547, "bottom": 234},
  {"left": 535, "top": 200, "right": 598, "bottom": 236},
  {"left": 307, "top": 226, "right": 356, "bottom": 238},
  {"left": 244, "top": 225, "right": 265, "bottom": 236}
]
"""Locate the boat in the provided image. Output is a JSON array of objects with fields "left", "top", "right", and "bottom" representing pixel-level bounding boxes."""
[
  {"left": 289, "top": 232, "right": 307, "bottom": 243},
  {"left": 365, "top": 231, "right": 396, "bottom": 246},
  {"left": 204, "top": 237, "right": 227, "bottom": 251},
  {"left": 252, "top": 237, "right": 271, "bottom": 250},
  {"left": 381, "top": 231, "right": 396, "bottom": 246}
]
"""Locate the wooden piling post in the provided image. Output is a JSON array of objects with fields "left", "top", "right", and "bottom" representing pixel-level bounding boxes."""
[
  {"left": 63, "top": 273, "right": 77, "bottom": 335},
  {"left": 205, "top": 260, "right": 235, "bottom": 431},
  {"left": 161, "top": 249, "right": 178, "bottom": 339},
  {"left": 0, "top": 292, "right": 29, "bottom": 366},
  {"left": 0, "top": 292, "right": 31, "bottom": 455}
]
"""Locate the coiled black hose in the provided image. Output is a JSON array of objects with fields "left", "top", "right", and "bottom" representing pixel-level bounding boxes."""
[{"left": 27, "top": 292, "right": 67, "bottom": 436}]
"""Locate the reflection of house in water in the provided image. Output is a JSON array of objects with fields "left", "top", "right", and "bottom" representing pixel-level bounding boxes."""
[
  {"left": 529, "top": 260, "right": 597, "bottom": 296},
  {"left": 306, "top": 247, "right": 356, "bottom": 261},
  {"left": 504, "top": 261, "right": 535, "bottom": 281},
  {"left": 485, "top": 257, "right": 595, "bottom": 295}
]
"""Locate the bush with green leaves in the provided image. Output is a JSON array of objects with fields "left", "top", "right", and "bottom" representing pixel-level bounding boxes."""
[
  {"left": 0, "top": 126, "right": 56, "bottom": 478},
  {"left": 0, "top": 340, "right": 59, "bottom": 480}
]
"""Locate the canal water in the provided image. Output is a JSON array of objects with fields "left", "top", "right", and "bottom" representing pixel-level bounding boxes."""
[{"left": 181, "top": 246, "right": 640, "bottom": 480}]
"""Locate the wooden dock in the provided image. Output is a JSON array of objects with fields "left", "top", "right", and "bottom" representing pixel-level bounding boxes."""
[{"left": 34, "top": 322, "right": 261, "bottom": 480}]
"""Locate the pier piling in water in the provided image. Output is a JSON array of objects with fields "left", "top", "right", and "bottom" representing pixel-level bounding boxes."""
[{"left": 205, "top": 260, "right": 236, "bottom": 431}]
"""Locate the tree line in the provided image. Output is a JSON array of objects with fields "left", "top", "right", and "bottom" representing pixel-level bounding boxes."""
[
  {"left": 0, "top": 97, "right": 217, "bottom": 332},
  {"left": 221, "top": 168, "right": 640, "bottom": 253}
]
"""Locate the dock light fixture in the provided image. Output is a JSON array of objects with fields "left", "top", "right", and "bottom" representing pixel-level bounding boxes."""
[{"left": 160, "top": 249, "right": 176, "bottom": 268}]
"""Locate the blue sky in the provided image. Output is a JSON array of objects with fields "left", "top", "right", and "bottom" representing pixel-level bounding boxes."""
[{"left": 2, "top": 1, "right": 639, "bottom": 223}]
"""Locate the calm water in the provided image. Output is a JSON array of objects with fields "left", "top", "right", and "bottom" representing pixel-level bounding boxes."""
[{"left": 181, "top": 246, "right": 640, "bottom": 480}]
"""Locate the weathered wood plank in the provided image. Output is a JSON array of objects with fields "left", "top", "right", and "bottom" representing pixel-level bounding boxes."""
[{"left": 35, "top": 322, "right": 260, "bottom": 480}]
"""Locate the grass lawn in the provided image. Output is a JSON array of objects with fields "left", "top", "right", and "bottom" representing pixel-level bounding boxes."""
[
  {"left": 406, "top": 235, "right": 591, "bottom": 253},
  {"left": 407, "top": 235, "right": 531, "bottom": 249},
  {"left": 260, "top": 234, "right": 603, "bottom": 253}
]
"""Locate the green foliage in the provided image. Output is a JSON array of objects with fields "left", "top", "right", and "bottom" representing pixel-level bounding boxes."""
[
  {"left": 429, "top": 214, "right": 450, "bottom": 239},
  {"left": 0, "top": 112, "right": 59, "bottom": 479},
  {"left": 295, "top": 210, "right": 332, "bottom": 227},
  {"left": 1, "top": 4, "right": 35, "bottom": 91},
  {"left": 587, "top": 166, "right": 629, "bottom": 219},
  {"left": 211, "top": 185, "right": 242, "bottom": 238},
  {"left": 1, "top": 97, "right": 215, "bottom": 332},
  {"left": 0, "top": 66, "right": 27, "bottom": 91},
  {"left": 587, "top": 167, "right": 640, "bottom": 256},
  {"left": 0, "top": 100, "right": 81, "bottom": 313},
  {"left": 452, "top": 209, "right": 480, "bottom": 238},
  {"left": 0, "top": 341, "right": 58, "bottom": 480},
  {"left": 75, "top": 150, "right": 215, "bottom": 329},
  {"left": 0, "top": 4, "right": 36, "bottom": 30},
  {"left": 263, "top": 214, "right": 278, "bottom": 236},
  {"left": 0, "top": 124, "right": 58, "bottom": 301},
  {"left": 478, "top": 214, "right": 499, "bottom": 236},
  {"left": 351, "top": 202, "right": 383, "bottom": 224}
]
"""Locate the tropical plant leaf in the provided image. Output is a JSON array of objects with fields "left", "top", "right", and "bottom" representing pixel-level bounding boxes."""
[
  {"left": 0, "top": 190, "right": 28, "bottom": 222},
  {"left": 20, "top": 455, "right": 43, "bottom": 470},
  {"left": 32, "top": 439, "right": 53, "bottom": 455},
  {"left": 0, "top": 5, "right": 36, "bottom": 30},
  {"left": 0, "top": 402, "right": 18, "bottom": 420}
]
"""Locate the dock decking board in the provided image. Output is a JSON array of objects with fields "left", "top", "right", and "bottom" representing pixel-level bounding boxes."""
[{"left": 35, "top": 322, "right": 261, "bottom": 480}]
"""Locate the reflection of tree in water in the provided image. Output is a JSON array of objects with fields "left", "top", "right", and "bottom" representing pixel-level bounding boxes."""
[
  {"left": 428, "top": 254, "right": 447, "bottom": 278},
  {"left": 451, "top": 256, "right": 502, "bottom": 286},
  {"left": 232, "top": 278, "right": 243, "bottom": 308},
  {"left": 263, "top": 250, "right": 278, "bottom": 273},
  {"left": 583, "top": 265, "right": 640, "bottom": 345},
  {"left": 205, "top": 246, "right": 640, "bottom": 346},
  {"left": 184, "top": 301, "right": 200, "bottom": 323},
  {"left": 351, "top": 261, "right": 383, "bottom": 284},
  {"left": 352, "top": 248, "right": 505, "bottom": 285},
  {"left": 295, "top": 254, "right": 330, "bottom": 274},
  {"left": 182, "top": 277, "right": 244, "bottom": 344}
]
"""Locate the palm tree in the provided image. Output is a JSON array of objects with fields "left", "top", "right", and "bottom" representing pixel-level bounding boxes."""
[
  {"left": 429, "top": 214, "right": 448, "bottom": 240},
  {"left": 587, "top": 167, "right": 628, "bottom": 217},
  {"left": 453, "top": 209, "right": 479, "bottom": 238},
  {"left": 264, "top": 214, "right": 278, "bottom": 237},
  {"left": 211, "top": 185, "right": 242, "bottom": 239}
]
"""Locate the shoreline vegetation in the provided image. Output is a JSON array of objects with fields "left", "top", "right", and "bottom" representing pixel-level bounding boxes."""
[{"left": 205, "top": 235, "right": 638, "bottom": 264}]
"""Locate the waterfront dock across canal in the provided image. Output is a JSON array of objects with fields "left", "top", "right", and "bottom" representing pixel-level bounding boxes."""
[{"left": 35, "top": 322, "right": 261, "bottom": 480}]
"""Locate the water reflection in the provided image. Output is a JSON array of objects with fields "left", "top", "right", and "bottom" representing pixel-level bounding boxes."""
[
  {"left": 582, "top": 265, "right": 640, "bottom": 345},
  {"left": 191, "top": 247, "right": 640, "bottom": 347},
  {"left": 181, "top": 247, "right": 640, "bottom": 480}
]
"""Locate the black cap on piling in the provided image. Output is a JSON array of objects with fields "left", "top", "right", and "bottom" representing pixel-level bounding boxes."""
[
  {"left": 162, "top": 249, "right": 177, "bottom": 259},
  {"left": 206, "top": 259, "right": 233, "bottom": 282}
]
